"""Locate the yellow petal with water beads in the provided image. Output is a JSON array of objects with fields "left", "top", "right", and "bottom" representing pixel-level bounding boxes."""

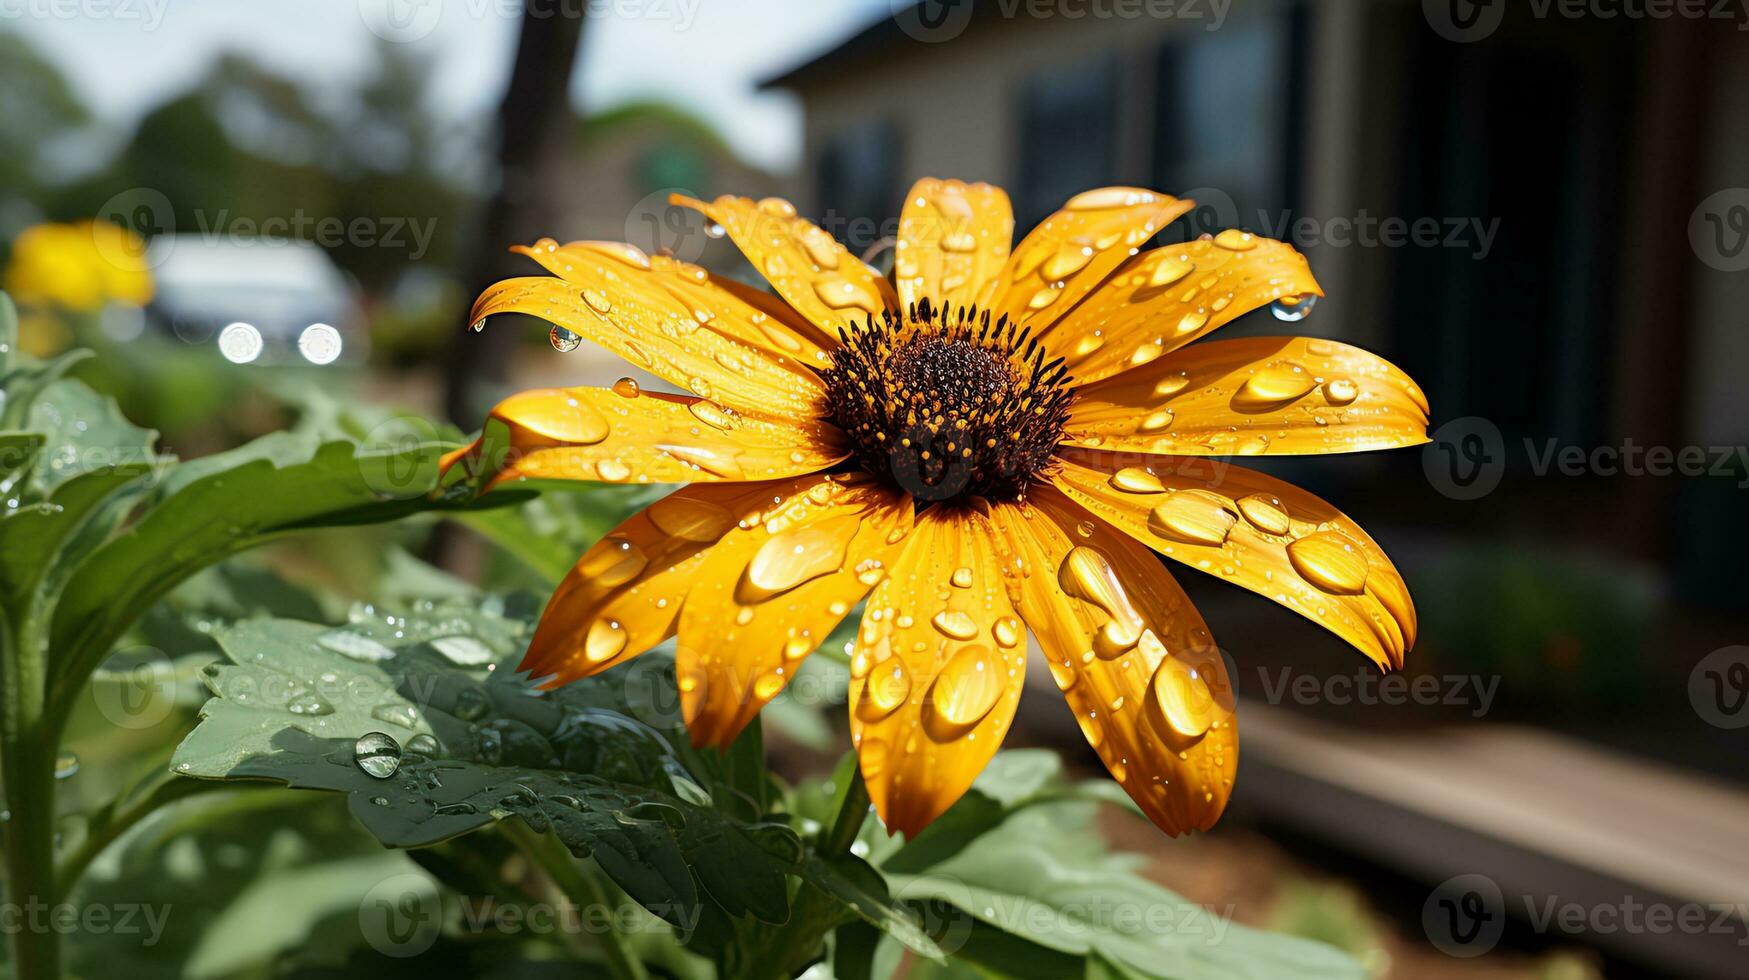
[
  {"left": 1035, "top": 232, "right": 1322, "bottom": 385},
  {"left": 991, "top": 488, "right": 1235, "bottom": 837},
  {"left": 1064, "top": 336, "right": 1430, "bottom": 456},
  {"left": 438, "top": 387, "right": 846, "bottom": 492},
  {"left": 670, "top": 192, "right": 895, "bottom": 335},
  {"left": 850, "top": 509, "right": 1025, "bottom": 837},
  {"left": 1051, "top": 450, "right": 1416, "bottom": 671}
]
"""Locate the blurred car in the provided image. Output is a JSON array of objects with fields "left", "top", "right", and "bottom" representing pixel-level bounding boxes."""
[{"left": 142, "top": 235, "right": 363, "bottom": 366}]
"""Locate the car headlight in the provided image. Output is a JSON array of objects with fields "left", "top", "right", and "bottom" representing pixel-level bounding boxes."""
[
  {"left": 298, "top": 323, "right": 343, "bottom": 365},
  {"left": 217, "top": 322, "right": 263, "bottom": 364}
]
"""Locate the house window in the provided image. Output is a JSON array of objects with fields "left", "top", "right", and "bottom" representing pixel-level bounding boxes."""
[
  {"left": 1153, "top": 8, "right": 1305, "bottom": 233},
  {"left": 1016, "top": 56, "right": 1119, "bottom": 232},
  {"left": 814, "top": 120, "right": 900, "bottom": 255}
]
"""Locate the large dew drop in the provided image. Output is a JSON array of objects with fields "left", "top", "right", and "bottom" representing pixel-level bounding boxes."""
[
  {"left": 1147, "top": 489, "right": 1237, "bottom": 546},
  {"left": 1057, "top": 547, "right": 1144, "bottom": 657},
  {"left": 1270, "top": 293, "right": 1318, "bottom": 322},
  {"left": 354, "top": 732, "right": 403, "bottom": 779},
  {"left": 857, "top": 660, "right": 912, "bottom": 721},
  {"left": 923, "top": 645, "right": 1003, "bottom": 740},
  {"left": 549, "top": 326, "right": 583, "bottom": 352},
  {"left": 1286, "top": 532, "right": 1370, "bottom": 595},
  {"left": 738, "top": 515, "right": 858, "bottom": 602}
]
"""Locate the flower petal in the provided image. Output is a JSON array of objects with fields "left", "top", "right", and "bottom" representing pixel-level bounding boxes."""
[
  {"left": 519, "top": 478, "right": 824, "bottom": 686},
  {"left": 849, "top": 506, "right": 1026, "bottom": 837},
  {"left": 1042, "top": 233, "right": 1322, "bottom": 385},
  {"left": 439, "top": 386, "right": 846, "bottom": 492},
  {"left": 1064, "top": 336, "right": 1431, "bottom": 455},
  {"left": 675, "top": 478, "right": 914, "bottom": 748},
  {"left": 1050, "top": 449, "right": 1416, "bottom": 670},
  {"left": 989, "top": 187, "right": 1192, "bottom": 335},
  {"left": 989, "top": 486, "right": 1236, "bottom": 835},
  {"left": 895, "top": 178, "right": 1013, "bottom": 314},
  {"left": 670, "top": 194, "right": 897, "bottom": 335},
  {"left": 513, "top": 241, "right": 839, "bottom": 368},
  {"left": 472, "top": 242, "right": 826, "bottom": 418}
]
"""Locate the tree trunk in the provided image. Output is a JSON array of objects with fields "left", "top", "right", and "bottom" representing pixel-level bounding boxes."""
[{"left": 442, "top": 2, "right": 585, "bottom": 427}]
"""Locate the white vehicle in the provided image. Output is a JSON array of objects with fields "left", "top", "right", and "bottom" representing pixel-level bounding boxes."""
[{"left": 143, "top": 236, "right": 363, "bottom": 365}]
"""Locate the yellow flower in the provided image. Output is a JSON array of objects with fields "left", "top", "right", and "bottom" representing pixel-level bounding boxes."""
[
  {"left": 443, "top": 180, "right": 1430, "bottom": 838},
  {"left": 3, "top": 220, "right": 154, "bottom": 313}
]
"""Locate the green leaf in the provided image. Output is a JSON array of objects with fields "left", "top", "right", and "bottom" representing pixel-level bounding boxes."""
[
  {"left": 23, "top": 378, "right": 161, "bottom": 497},
  {"left": 0, "top": 430, "right": 44, "bottom": 490},
  {"left": 0, "top": 348, "right": 91, "bottom": 430},
  {"left": 45, "top": 432, "right": 467, "bottom": 708},
  {"left": 454, "top": 484, "right": 660, "bottom": 584},
  {"left": 170, "top": 614, "right": 805, "bottom": 936},
  {"left": 886, "top": 801, "right": 1364, "bottom": 980}
]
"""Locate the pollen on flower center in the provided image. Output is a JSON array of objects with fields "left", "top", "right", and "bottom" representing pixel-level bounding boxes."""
[{"left": 822, "top": 298, "right": 1074, "bottom": 503}]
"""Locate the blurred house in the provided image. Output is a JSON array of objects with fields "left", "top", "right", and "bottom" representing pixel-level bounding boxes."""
[
  {"left": 765, "top": 5, "right": 1749, "bottom": 977},
  {"left": 764, "top": 0, "right": 1748, "bottom": 582},
  {"left": 554, "top": 101, "right": 781, "bottom": 257}
]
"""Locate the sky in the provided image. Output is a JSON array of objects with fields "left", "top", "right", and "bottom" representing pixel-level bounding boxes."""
[{"left": 5, "top": 0, "right": 889, "bottom": 171}]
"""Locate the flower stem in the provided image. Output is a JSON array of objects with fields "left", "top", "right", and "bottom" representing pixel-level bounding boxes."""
[
  {"left": 822, "top": 767, "right": 871, "bottom": 858},
  {"left": 1, "top": 609, "right": 61, "bottom": 979},
  {"left": 501, "top": 819, "right": 649, "bottom": 980}
]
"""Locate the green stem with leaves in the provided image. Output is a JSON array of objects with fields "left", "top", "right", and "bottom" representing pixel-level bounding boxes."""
[
  {"left": 0, "top": 607, "right": 62, "bottom": 979},
  {"left": 501, "top": 819, "right": 649, "bottom": 980}
]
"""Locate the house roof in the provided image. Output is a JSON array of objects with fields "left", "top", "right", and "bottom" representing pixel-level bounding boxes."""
[{"left": 760, "top": 2, "right": 977, "bottom": 90}]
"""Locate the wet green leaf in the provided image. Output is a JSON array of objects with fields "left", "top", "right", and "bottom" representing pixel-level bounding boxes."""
[{"left": 171, "top": 614, "right": 804, "bottom": 936}]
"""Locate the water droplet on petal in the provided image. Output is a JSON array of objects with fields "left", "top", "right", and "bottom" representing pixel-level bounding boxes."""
[
  {"left": 931, "top": 610, "right": 980, "bottom": 641},
  {"left": 580, "top": 535, "right": 647, "bottom": 586},
  {"left": 1233, "top": 361, "right": 1318, "bottom": 411},
  {"left": 549, "top": 326, "right": 582, "bottom": 352},
  {"left": 1286, "top": 532, "right": 1370, "bottom": 595},
  {"left": 1213, "top": 229, "right": 1257, "bottom": 251},
  {"left": 585, "top": 618, "right": 628, "bottom": 663},
  {"left": 924, "top": 645, "right": 1003, "bottom": 739},
  {"left": 1058, "top": 547, "right": 1145, "bottom": 657},
  {"left": 993, "top": 616, "right": 1023, "bottom": 648},
  {"left": 857, "top": 661, "right": 911, "bottom": 720},
  {"left": 612, "top": 377, "right": 641, "bottom": 398},
  {"left": 647, "top": 495, "right": 734, "bottom": 542},
  {"left": 1109, "top": 467, "right": 1164, "bottom": 494},
  {"left": 1270, "top": 293, "right": 1318, "bottom": 322},
  {"left": 739, "top": 515, "right": 859, "bottom": 601},
  {"left": 1323, "top": 376, "right": 1359, "bottom": 405},
  {"left": 950, "top": 566, "right": 974, "bottom": 589},
  {"left": 1148, "top": 490, "right": 1237, "bottom": 546},
  {"left": 1236, "top": 494, "right": 1291, "bottom": 535}
]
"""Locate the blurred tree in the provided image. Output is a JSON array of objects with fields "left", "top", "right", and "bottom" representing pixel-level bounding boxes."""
[
  {"left": 442, "top": 0, "right": 586, "bottom": 426},
  {"left": 0, "top": 34, "right": 90, "bottom": 237}
]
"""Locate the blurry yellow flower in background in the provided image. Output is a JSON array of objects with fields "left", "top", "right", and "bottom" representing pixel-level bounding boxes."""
[{"left": 4, "top": 220, "right": 154, "bottom": 313}]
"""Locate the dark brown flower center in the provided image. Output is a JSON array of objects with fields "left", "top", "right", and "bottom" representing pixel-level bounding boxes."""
[{"left": 823, "top": 299, "right": 1073, "bottom": 503}]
